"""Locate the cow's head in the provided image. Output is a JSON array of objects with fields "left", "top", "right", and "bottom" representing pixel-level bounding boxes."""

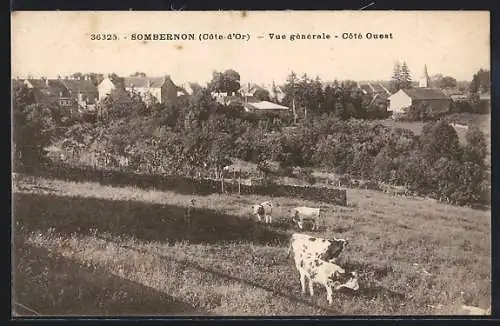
[
  {"left": 289, "top": 209, "right": 299, "bottom": 221},
  {"left": 252, "top": 204, "right": 265, "bottom": 216},
  {"left": 331, "top": 270, "right": 359, "bottom": 291},
  {"left": 320, "top": 238, "right": 348, "bottom": 261}
]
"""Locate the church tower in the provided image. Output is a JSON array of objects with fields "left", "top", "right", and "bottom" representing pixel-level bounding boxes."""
[{"left": 419, "top": 64, "right": 430, "bottom": 88}]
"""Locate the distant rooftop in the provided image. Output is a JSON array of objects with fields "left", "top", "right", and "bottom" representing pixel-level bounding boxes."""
[
  {"left": 399, "top": 88, "right": 450, "bottom": 100},
  {"left": 244, "top": 100, "right": 290, "bottom": 111}
]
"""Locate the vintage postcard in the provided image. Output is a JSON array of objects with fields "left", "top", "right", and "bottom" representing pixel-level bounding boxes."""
[{"left": 11, "top": 11, "right": 491, "bottom": 317}]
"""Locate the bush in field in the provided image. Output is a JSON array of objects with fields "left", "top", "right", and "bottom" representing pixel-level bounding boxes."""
[
  {"left": 420, "top": 120, "right": 461, "bottom": 163},
  {"left": 350, "top": 144, "right": 374, "bottom": 179},
  {"left": 463, "top": 127, "right": 488, "bottom": 164},
  {"left": 418, "top": 122, "right": 488, "bottom": 204},
  {"left": 399, "top": 151, "right": 433, "bottom": 193}
]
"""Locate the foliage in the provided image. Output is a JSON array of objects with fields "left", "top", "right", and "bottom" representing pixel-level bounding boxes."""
[
  {"left": 468, "top": 69, "right": 490, "bottom": 113},
  {"left": 463, "top": 127, "right": 487, "bottom": 164},
  {"left": 207, "top": 70, "right": 241, "bottom": 96},
  {"left": 390, "top": 61, "right": 402, "bottom": 92},
  {"left": 253, "top": 88, "right": 270, "bottom": 101},
  {"left": 469, "top": 69, "right": 490, "bottom": 95},
  {"left": 435, "top": 76, "right": 458, "bottom": 90},
  {"left": 420, "top": 120, "right": 461, "bottom": 163},
  {"left": 13, "top": 83, "right": 57, "bottom": 167},
  {"left": 399, "top": 62, "right": 412, "bottom": 89},
  {"left": 20, "top": 69, "right": 489, "bottom": 206},
  {"left": 102, "top": 88, "right": 147, "bottom": 120},
  {"left": 130, "top": 72, "right": 147, "bottom": 77},
  {"left": 391, "top": 61, "right": 412, "bottom": 91}
]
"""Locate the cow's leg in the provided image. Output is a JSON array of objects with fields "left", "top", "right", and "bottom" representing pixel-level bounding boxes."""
[
  {"left": 267, "top": 214, "right": 272, "bottom": 224},
  {"left": 299, "top": 272, "right": 306, "bottom": 294},
  {"left": 309, "top": 280, "right": 315, "bottom": 297},
  {"left": 256, "top": 214, "right": 262, "bottom": 222},
  {"left": 325, "top": 285, "right": 333, "bottom": 305}
]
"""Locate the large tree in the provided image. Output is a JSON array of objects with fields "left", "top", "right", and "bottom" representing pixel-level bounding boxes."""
[
  {"left": 13, "top": 83, "right": 56, "bottom": 167},
  {"left": 400, "top": 61, "right": 412, "bottom": 89},
  {"left": 208, "top": 69, "right": 241, "bottom": 96},
  {"left": 390, "top": 61, "right": 402, "bottom": 92},
  {"left": 253, "top": 87, "right": 270, "bottom": 101},
  {"left": 468, "top": 68, "right": 490, "bottom": 105},
  {"left": 282, "top": 72, "right": 325, "bottom": 120},
  {"left": 436, "top": 76, "right": 458, "bottom": 90}
]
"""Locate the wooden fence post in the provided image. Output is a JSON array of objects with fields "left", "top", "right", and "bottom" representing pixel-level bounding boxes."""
[
  {"left": 238, "top": 169, "right": 241, "bottom": 195},
  {"left": 221, "top": 174, "right": 224, "bottom": 194}
]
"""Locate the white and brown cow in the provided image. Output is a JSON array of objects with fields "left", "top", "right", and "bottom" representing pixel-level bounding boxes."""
[
  {"left": 251, "top": 201, "right": 274, "bottom": 224},
  {"left": 287, "top": 233, "right": 349, "bottom": 264},
  {"left": 288, "top": 234, "right": 358, "bottom": 304},
  {"left": 289, "top": 206, "right": 322, "bottom": 231}
]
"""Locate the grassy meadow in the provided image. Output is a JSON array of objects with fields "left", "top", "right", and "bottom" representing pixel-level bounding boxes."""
[{"left": 12, "top": 173, "right": 491, "bottom": 316}]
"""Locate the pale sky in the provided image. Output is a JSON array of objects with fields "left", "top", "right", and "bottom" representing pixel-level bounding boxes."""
[{"left": 11, "top": 11, "right": 490, "bottom": 86}]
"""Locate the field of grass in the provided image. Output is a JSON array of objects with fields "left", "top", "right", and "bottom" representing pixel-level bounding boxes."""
[{"left": 13, "top": 173, "right": 491, "bottom": 316}]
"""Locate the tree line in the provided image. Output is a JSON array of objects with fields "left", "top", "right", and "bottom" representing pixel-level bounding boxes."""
[{"left": 12, "top": 68, "right": 490, "bottom": 206}]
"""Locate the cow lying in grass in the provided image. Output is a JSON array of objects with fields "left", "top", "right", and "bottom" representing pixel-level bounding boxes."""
[
  {"left": 251, "top": 201, "right": 273, "bottom": 224},
  {"left": 289, "top": 206, "right": 322, "bottom": 231},
  {"left": 288, "top": 233, "right": 358, "bottom": 304},
  {"left": 287, "top": 233, "right": 349, "bottom": 264}
]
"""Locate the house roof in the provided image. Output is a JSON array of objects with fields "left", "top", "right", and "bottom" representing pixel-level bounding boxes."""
[
  {"left": 450, "top": 93, "right": 468, "bottom": 100},
  {"left": 25, "top": 79, "right": 50, "bottom": 89},
  {"left": 261, "top": 83, "right": 285, "bottom": 94},
  {"left": 60, "top": 79, "right": 98, "bottom": 94},
  {"left": 240, "top": 83, "right": 263, "bottom": 95},
  {"left": 372, "top": 83, "right": 390, "bottom": 95},
  {"left": 243, "top": 101, "right": 290, "bottom": 111},
  {"left": 479, "top": 92, "right": 490, "bottom": 101},
  {"left": 178, "top": 83, "right": 194, "bottom": 95},
  {"left": 24, "top": 79, "right": 68, "bottom": 97},
  {"left": 358, "top": 82, "right": 391, "bottom": 96},
  {"left": 400, "top": 88, "right": 450, "bottom": 100},
  {"left": 123, "top": 76, "right": 167, "bottom": 88}
]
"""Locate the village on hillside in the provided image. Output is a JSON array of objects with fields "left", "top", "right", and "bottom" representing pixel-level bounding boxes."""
[{"left": 13, "top": 62, "right": 491, "bottom": 127}]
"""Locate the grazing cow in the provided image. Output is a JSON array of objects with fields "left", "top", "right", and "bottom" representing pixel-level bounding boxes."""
[
  {"left": 289, "top": 239, "right": 359, "bottom": 304},
  {"left": 287, "top": 233, "right": 349, "bottom": 264},
  {"left": 289, "top": 206, "right": 322, "bottom": 231},
  {"left": 251, "top": 201, "right": 273, "bottom": 224}
]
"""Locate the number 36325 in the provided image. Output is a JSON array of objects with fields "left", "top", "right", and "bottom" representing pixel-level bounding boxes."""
[{"left": 90, "top": 33, "right": 118, "bottom": 41}]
